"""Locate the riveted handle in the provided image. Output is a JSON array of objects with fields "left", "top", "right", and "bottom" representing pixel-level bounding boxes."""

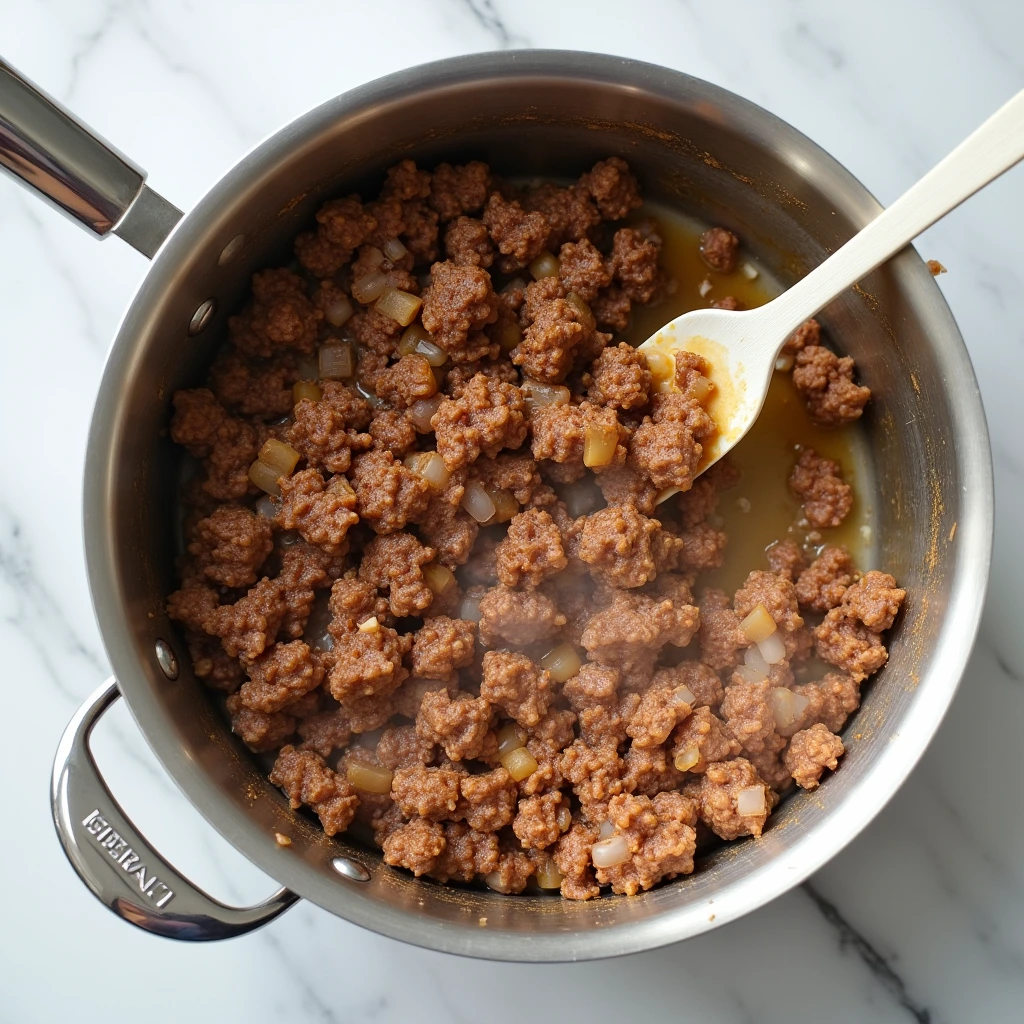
[
  {"left": 51, "top": 678, "right": 298, "bottom": 940},
  {"left": 0, "top": 57, "right": 181, "bottom": 257}
]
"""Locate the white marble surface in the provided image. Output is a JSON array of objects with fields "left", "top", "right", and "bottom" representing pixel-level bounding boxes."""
[{"left": 1, "top": 1, "right": 1022, "bottom": 1021}]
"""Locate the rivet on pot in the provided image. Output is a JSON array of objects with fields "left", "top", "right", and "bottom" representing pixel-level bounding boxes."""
[
  {"left": 218, "top": 233, "right": 245, "bottom": 266},
  {"left": 155, "top": 639, "right": 179, "bottom": 680},
  {"left": 331, "top": 856, "right": 370, "bottom": 882},
  {"left": 189, "top": 298, "right": 216, "bottom": 336}
]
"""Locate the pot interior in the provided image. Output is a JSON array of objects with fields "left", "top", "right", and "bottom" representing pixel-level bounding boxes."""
[{"left": 86, "top": 53, "right": 988, "bottom": 960}]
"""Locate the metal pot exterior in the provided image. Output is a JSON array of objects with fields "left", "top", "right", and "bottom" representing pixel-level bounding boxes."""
[{"left": 75, "top": 51, "right": 990, "bottom": 960}]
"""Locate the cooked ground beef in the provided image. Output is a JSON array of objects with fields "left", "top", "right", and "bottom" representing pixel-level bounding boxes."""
[{"left": 166, "top": 156, "right": 902, "bottom": 903}]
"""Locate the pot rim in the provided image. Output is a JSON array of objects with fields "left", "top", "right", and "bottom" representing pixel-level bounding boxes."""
[{"left": 83, "top": 49, "right": 994, "bottom": 961}]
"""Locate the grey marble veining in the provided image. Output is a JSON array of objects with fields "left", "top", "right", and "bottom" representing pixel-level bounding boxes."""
[{"left": 1, "top": 1, "right": 1022, "bottom": 1021}]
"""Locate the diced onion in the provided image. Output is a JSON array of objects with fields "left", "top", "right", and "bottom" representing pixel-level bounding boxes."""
[
  {"left": 422, "top": 561, "right": 456, "bottom": 596},
  {"left": 355, "top": 382, "right": 387, "bottom": 409},
  {"left": 740, "top": 603, "right": 777, "bottom": 644},
  {"left": 556, "top": 806, "right": 572, "bottom": 832},
  {"left": 255, "top": 494, "right": 281, "bottom": 519},
  {"left": 346, "top": 762, "right": 394, "bottom": 795},
  {"left": 361, "top": 246, "right": 385, "bottom": 271},
  {"left": 319, "top": 342, "right": 354, "bottom": 381},
  {"left": 565, "top": 291, "right": 596, "bottom": 332},
  {"left": 383, "top": 237, "right": 408, "bottom": 262},
  {"left": 461, "top": 480, "right": 497, "bottom": 523},
  {"left": 398, "top": 324, "right": 447, "bottom": 366},
  {"left": 358, "top": 616, "right": 380, "bottom": 633},
  {"left": 496, "top": 319, "right": 523, "bottom": 353},
  {"left": 275, "top": 832, "right": 292, "bottom": 846},
  {"left": 775, "top": 354, "right": 794, "bottom": 372},
  {"left": 645, "top": 350, "right": 674, "bottom": 392},
  {"left": 736, "top": 786, "right": 766, "bottom": 816},
  {"left": 744, "top": 643, "right": 771, "bottom": 679},
  {"left": 416, "top": 338, "right": 447, "bottom": 367},
  {"left": 248, "top": 459, "right": 282, "bottom": 497},
  {"left": 259, "top": 438, "right": 301, "bottom": 476},
  {"left": 351, "top": 271, "right": 388, "bottom": 304},
  {"left": 675, "top": 685, "right": 696, "bottom": 706},
  {"left": 408, "top": 395, "right": 443, "bottom": 433},
  {"left": 742, "top": 262, "right": 759, "bottom": 280},
  {"left": 459, "top": 594, "right": 482, "bottom": 623},
  {"left": 535, "top": 860, "right": 564, "bottom": 890},
  {"left": 673, "top": 745, "right": 700, "bottom": 772},
  {"left": 539, "top": 643, "right": 582, "bottom": 683},
  {"left": 733, "top": 664, "right": 768, "bottom": 685},
  {"left": 499, "top": 746, "right": 538, "bottom": 782},
  {"left": 485, "top": 871, "right": 513, "bottom": 894},
  {"left": 521, "top": 379, "right": 570, "bottom": 412},
  {"left": 404, "top": 451, "right": 451, "bottom": 490},
  {"left": 598, "top": 820, "right": 615, "bottom": 839},
  {"left": 325, "top": 294, "right": 354, "bottom": 327},
  {"left": 698, "top": 277, "right": 713, "bottom": 298},
  {"left": 293, "top": 380, "right": 322, "bottom": 404},
  {"left": 689, "top": 375, "right": 714, "bottom": 406},
  {"left": 528, "top": 251, "right": 560, "bottom": 280},
  {"left": 375, "top": 287, "right": 423, "bottom": 327},
  {"left": 398, "top": 322, "right": 428, "bottom": 357},
  {"left": 591, "top": 835, "right": 630, "bottom": 869},
  {"left": 496, "top": 721, "right": 527, "bottom": 757},
  {"left": 771, "top": 688, "right": 810, "bottom": 731},
  {"left": 583, "top": 422, "right": 619, "bottom": 468},
  {"left": 485, "top": 487, "right": 519, "bottom": 524},
  {"left": 757, "top": 630, "right": 787, "bottom": 666},
  {"left": 562, "top": 479, "right": 602, "bottom": 518}
]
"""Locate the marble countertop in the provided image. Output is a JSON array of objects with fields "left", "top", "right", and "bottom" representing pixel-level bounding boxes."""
[{"left": 2, "top": 1, "right": 1022, "bottom": 1021}]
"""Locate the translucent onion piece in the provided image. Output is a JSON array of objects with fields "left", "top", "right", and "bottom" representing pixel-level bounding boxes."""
[
  {"left": 499, "top": 746, "right": 538, "bottom": 782},
  {"left": 255, "top": 494, "right": 281, "bottom": 520},
  {"left": 556, "top": 806, "right": 572, "bottom": 832},
  {"left": 248, "top": 459, "right": 282, "bottom": 497},
  {"left": 689, "top": 375, "right": 714, "bottom": 406},
  {"left": 355, "top": 382, "right": 386, "bottom": 409},
  {"left": 673, "top": 745, "right": 700, "bottom": 772},
  {"left": 757, "top": 630, "right": 787, "bottom": 666},
  {"left": 404, "top": 451, "right": 451, "bottom": 490},
  {"left": 775, "top": 354, "right": 795, "bottom": 372},
  {"left": 485, "top": 487, "right": 518, "bottom": 524},
  {"left": 319, "top": 342, "right": 354, "bottom": 381},
  {"left": 375, "top": 287, "right": 423, "bottom": 327},
  {"left": 496, "top": 721, "right": 527, "bottom": 757},
  {"left": 258, "top": 438, "right": 301, "bottom": 476},
  {"left": 598, "top": 819, "right": 615, "bottom": 839},
  {"left": 561, "top": 478, "right": 602, "bottom": 518},
  {"left": 351, "top": 270, "right": 388, "bottom": 305},
  {"left": 771, "top": 688, "right": 810, "bottom": 731},
  {"left": 539, "top": 643, "right": 582, "bottom": 683},
  {"left": 736, "top": 786, "right": 766, "bottom": 816},
  {"left": 591, "top": 835, "right": 630, "bottom": 869},
  {"left": 528, "top": 250, "right": 560, "bottom": 280},
  {"left": 292, "top": 380, "right": 322, "bottom": 404},
  {"left": 535, "top": 860, "right": 564, "bottom": 889},
  {"left": 521, "top": 379, "right": 570, "bottom": 413},
  {"left": 422, "top": 561, "right": 456, "bottom": 596},
  {"left": 739, "top": 603, "right": 777, "bottom": 644},
  {"left": 461, "top": 479, "right": 497, "bottom": 523},
  {"left": 358, "top": 616, "right": 380, "bottom": 633},
  {"left": 484, "top": 871, "right": 513, "bottom": 894},
  {"left": 397, "top": 322, "right": 428, "bottom": 358},
  {"left": 733, "top": 664, "right": 768, "bottom": 685},
  {"left": 742, "top": 262, "right": 759, "bottom": 280},
  {"left": 383, "top": 237, "right": 408, "bottom": 262},
  {"left": 496, "top": 318, "right": 522, "bottom": 353},
  {"left": 565, "top": 291, "right": 596, "bottom": 332},
  {"left": 645, "top": 350, "right": 673, "bottom": 387},
  {"left": 675, "top": 685, "right": 696, "bottom": 706},
  {"left": 698, "top": 277, "right": 713, "bottom": 298},
  {"left": 415, "top": 336, "right": 447, "bottom": 367},
  {"left": 408, "top": 394, "right": 443, "bottom": 433},
  {"left": 459, "top": 594, "right": 483, "bottom": 623},
  {"left": 325, "top": 294, "right": 354, "bottom": 327},
  {"left": 346, "top": 762, "right": 394, "bottom": 795},
  {"left": 744, "top": 642, "right": 771, "bottom": 679},
  {"left": 583, "top": 422, "right": 619, "bottom": 468}
]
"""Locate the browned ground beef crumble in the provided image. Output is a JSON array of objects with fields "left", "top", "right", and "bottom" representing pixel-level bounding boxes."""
[{"left": 167, "top": 158, "right": 902, "bottom": 900}]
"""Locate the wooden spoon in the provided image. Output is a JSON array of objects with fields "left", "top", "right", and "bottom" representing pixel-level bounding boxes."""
[{"left": 639, "top": 89, "right": 1024, "bottom": 482}]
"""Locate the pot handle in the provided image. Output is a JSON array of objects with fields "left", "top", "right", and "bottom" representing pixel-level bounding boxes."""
[
  {"left": 0, "top": 57, "right": 181, "bottom": 257},
  {"left": 52, "top": 678, "right": 299, "bottom": 940}
]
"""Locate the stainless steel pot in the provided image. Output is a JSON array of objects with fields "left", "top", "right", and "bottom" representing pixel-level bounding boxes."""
[{"left": 1, "top": 50, "right": 992, "bottom": 961}]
